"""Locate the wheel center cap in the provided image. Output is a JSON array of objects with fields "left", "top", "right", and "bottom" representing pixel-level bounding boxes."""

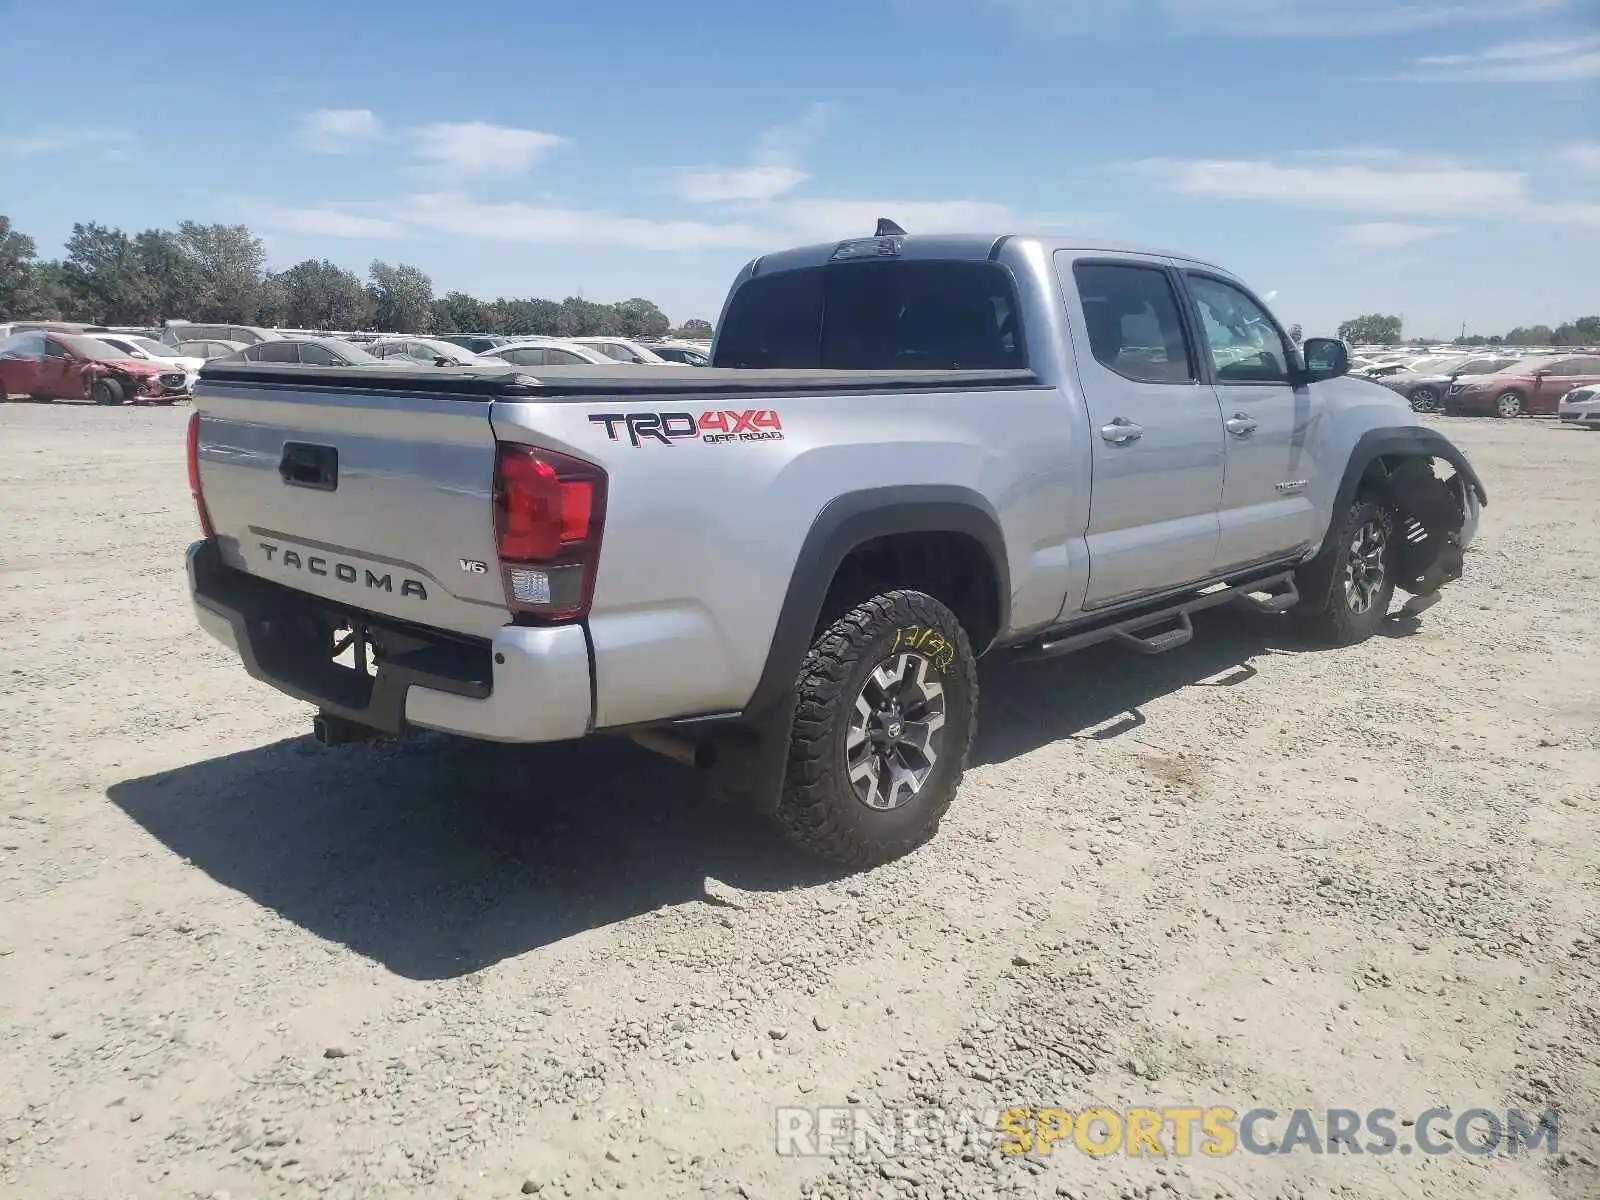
[{"left": 884, "top": 717, "right": 904, "bottom": 740}]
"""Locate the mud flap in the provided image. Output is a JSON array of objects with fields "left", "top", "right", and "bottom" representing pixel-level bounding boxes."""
[{"left": 1375, "top": 458, "right": 1467, "bottom": 601}]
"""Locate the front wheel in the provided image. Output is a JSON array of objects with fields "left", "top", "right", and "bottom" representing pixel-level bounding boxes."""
[
  {"left": 90, "top": 378, "right": 125, "bottom": 406},
  {"left": 1408, "top": 386, "right": 1440, "bottom": 413},
  {"left": 1494, "top": 390, "right": 1524, "bottom": 418},
  {"left": 1295, "top": 500, "right": 1397, "bottom": 646},
  {"left": 774, "top": 589, "right": 977, "bottom": 867}
]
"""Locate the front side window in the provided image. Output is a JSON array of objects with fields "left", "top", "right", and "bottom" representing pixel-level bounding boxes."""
[
  {"left": 299, "top": 344, "right": 338, "bottom": 366},
  {"left": 1072, "top": 262, "right": 1196, "bottom": 385},
  {"left": 43, "top": 338, "right": 71, "bottom": 359},
  {"left": 1186, "top": 274, "right": 1291, "bottom": 384},
  {"left": 256, "top": 341, "right": 298, "bottom": 363}
]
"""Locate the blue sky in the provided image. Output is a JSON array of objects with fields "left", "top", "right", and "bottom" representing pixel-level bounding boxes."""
[{"left": 1, "top": 0, "right": 1596, "bottom": 336}]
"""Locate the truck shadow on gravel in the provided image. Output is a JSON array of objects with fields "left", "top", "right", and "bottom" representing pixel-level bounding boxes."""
[{"left": 106, "top": 608, "right": 1358, "bottom": 980}]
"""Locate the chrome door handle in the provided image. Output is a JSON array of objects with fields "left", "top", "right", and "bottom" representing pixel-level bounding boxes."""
[
  {"left": 1100, "top": 417, "right": 1144, "bottom": 445},
  {"left": 1225, "top": 414, "right": 1258, "bottom": 437}
]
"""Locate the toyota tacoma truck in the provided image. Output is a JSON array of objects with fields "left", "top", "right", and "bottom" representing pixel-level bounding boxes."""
[{"left": 184, "top": 226, "right": 1485, "bottom": 866}]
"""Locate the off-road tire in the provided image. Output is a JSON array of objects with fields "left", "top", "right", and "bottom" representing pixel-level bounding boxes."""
[
  {"left": 1294, "top": 499, "right": 1397, "bottom": 647},
  {"left": 773, "top": 590, "right": 977, "bottom": 868},
  {"left": 90, "top": 378, "right": 124, "bottom": 407},
  {"left": 1494, "top": 390, "right": 1524, "bottom": 419}
]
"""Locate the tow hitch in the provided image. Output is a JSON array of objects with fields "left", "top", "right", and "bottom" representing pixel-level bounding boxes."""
[{"left": 312, "top": 711, "right": 386, "bottom": 746}]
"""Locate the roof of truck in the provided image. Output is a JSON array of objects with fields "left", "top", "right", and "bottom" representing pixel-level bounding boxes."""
[{"left": 743, "top": 232, "right": 1233, "bottom": 278}]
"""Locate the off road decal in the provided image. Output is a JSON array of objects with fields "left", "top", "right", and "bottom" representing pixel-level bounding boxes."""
[
  {"left": 893, "top": 626, "right": 956, "bottom": 672},
  {"left": 588, "top": 410, "right": 784, "bottom": 447}
]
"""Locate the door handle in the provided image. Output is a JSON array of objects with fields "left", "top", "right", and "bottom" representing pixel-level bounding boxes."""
[
  {"left": 1225, "top": 414, "right": 1258, "bottom": 437},
  {"left": 1100, "top": 417, "right": 1144, "bottom": 445}
]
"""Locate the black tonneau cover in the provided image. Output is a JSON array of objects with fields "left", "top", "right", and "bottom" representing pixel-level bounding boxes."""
[{"left": 196, "top": 361, "right": 1040, "bottom": 398}]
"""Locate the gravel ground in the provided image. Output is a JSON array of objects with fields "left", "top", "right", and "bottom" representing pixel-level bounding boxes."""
[{"left": 1, "top": 404, "right": 1597, "bottom": 1200}]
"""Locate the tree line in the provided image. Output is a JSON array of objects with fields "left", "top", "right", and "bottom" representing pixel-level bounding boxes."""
[
  {"left": 1338, "top": 311, "right": 1600, "bottom": 348},
  {"left": 0, "top": 214, "right": 713, "bottom": 341}
]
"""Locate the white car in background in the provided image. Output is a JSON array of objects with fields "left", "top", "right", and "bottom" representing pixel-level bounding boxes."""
[
  {"left": 1558, "top": 384, "right": 1600, "bottom": 429},
  {"left": 567, "top": 336, "right": 686, "bottom": 365},
  {"left": 92, "top": 334, "right": 206, "bottom": 392},
  {"left": 480, "top": 339, "right": 622, "bottom": 367},
  {"left": 365, "top": 336, "right": 482, "bottom": 366}
]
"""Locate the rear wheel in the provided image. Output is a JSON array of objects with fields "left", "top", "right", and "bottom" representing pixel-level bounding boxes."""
[
  {"left": 1494, "top": 390, "right": 1524, "bottom": 418},
  {"left": 1295, "top": 500, "right": 1396, "bottom": 646},
  {"left": 774, "top": 589, "right": 977, "bottom": 868},
  {"left": 1408, "top": 386, "right": 1440, "bottom": 413},
  {"left": 90, "top": 378, "right": 125, "bottom": 407}
]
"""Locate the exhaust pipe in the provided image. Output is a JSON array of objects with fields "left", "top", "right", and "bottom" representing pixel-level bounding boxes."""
[
  {"left": 312, "top": 712, "right": 385, "bottom": 747},
  {"left": 629, "top": 728, "right": 718, "bottom": 769}
]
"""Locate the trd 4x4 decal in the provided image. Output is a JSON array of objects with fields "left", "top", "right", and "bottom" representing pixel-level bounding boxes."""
[{"left": 588, "top": 410, "right": 784, "bottom": 447}]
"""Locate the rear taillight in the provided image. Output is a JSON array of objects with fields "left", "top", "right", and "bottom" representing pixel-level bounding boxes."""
[
  {"left": 493, "top": 443, "right": 607, "bottom": 623},
  {"left": 186, "top": 409, "right": 214, "bottom": 538}
]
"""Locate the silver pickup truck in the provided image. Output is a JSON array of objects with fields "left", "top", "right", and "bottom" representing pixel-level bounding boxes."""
[{"left": 185, "top": 226, "right": 1485, "bottom": 866}]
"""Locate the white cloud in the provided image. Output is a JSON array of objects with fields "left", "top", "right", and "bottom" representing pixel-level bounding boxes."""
[
  {"left": 411, "top": 122, "right": 568, "bottom": 177},
  {"left": 1399, "top": 34, "right": 1600, "bottom": 81},
  {"left": 768, "top": 198, "right": 1018, "bottom": 241},
  {"left": 264, "top": 205, "right": 405, "bottom": 238},
  {"left": 1117, "top": 154, "right": 1529, "bottom": 216},
  {"left": 983, "top": 0, "right": 1570, "bottom": 36},
  {"left": 0, "top": 127, "right": 135, "bottom": 158},
  {"left": 398, "top": 192, "right": 767, "bottom": 250},
  {"left": 674, "top": 165, "right": 809, "bottom": 204},
  {"left": 1337, "top": 222, "right": 1454, "bottom": 248},
  {"left": 1557, "top": 142, "right": 1600, "bottom": 171},
  {"left": 296, "top": 108, "right": 382, "bottom": 153},
  {"left": 671, "top": 104, "right": 835, "bottom": 204}
]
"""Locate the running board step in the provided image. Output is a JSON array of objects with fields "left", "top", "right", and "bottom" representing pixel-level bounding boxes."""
[
  {"left": 1016, "top": 569, "right": 1298, "bottom": 663},
  {"left": 1231, "top": 576, "right": 1300, "bottom": 614},
  {"left": 1114, "top": 611, "right": 1193, "bottom": 655}
]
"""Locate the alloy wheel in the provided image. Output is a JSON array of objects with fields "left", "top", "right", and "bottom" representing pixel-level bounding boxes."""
[
  {"left": 1343, "top": 519, "right": 1388, "bottom": 616},
  {"left": 1496, "top": 392, "right": 1523, "bottom": 418},
  {"left": 846, "top": 652, "right": 947, "bottom": 812}
]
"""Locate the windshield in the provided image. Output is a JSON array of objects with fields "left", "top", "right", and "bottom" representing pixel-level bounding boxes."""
[
  {"left": 322, "top": 339, "right": 381, "bottom": 364},
  {"left": 62, "top": 335, "right": 138, "bottom": 361}
]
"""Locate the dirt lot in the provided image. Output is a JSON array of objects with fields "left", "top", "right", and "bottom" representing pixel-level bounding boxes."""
[{"left": 1, "top": 404, "right": 1597, "bottom": 1200}]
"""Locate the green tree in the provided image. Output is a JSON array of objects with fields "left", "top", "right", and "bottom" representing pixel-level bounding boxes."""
[
  {"left": 611, "top": 297, "right": 670, "bottom": 339},
  {"left": 367, "top": 260, "right": 433, "bottom": 333},
  {"left": 62, "top": 222, "right": 152, "bottom": 323},
  {"left": 278, "top": 259, "right": 373, "bottom": 329},
  {"left": 1337, "top": 313, "right": 1403, "bottom": 345},
  {"left": 1504, "top": 325, "right": 1554, "bottom": 345},
  {"left": 176, "top": 222, "right": 268, "bottom": 322},
  {"left": 430, "top": 290, "right": 490, "bottom": 335},
  {"left": 556, "top": 296, "right": 611, "bottom": 337},
  {"left": 0, "top": 215, "right": 38, "bottom": 317},
  {"left": 675, "top": 318, "right": 714, "bottom": 339},
  {"left": 133, "top": 229, "right": 202, "bottom": 323}
]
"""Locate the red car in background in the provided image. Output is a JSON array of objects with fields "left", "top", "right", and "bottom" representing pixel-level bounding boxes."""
[
  {"left": 1444, "top": 353, "right": 1600, "bottom": 418},
  {"left": 0, "top": 330, "right": 189, "bottom": 405}
]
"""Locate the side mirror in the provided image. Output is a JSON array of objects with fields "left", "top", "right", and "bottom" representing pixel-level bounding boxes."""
[{"left": 1301, "top": 337, "right": 1350, "bottom": 383}]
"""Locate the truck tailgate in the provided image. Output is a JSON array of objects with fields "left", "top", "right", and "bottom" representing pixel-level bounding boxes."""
[{"left": 193, "top": 377, "right": 509, "bottom": 639}]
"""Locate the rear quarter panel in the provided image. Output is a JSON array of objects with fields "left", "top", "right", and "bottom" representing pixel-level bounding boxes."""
[{"left": 492, "top": 380, "right": 1093, "bottom": 728}]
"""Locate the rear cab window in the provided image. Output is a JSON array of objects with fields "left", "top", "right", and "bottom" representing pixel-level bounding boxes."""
[{"left": 712, "top": 259, "right": 1026, "bottom": 371}]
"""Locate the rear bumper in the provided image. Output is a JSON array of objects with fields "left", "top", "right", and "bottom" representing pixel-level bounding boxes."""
[{"left": 187, "top": 540, "right": 592, "bottom": 743}]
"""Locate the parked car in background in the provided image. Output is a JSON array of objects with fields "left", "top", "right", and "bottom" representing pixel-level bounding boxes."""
[
  {"left": 567, "top": 336, "right": 676, "bottom": 364},
  {"left": 1369, "top": 353, "right": 1520, "bottom": 412},
  {"left": 93, "top": 334, "right": 207, "bottom": 392},
  {"left": 0, "top": 331, "right": 188, "bottom": 404},
  {"left": 1445, "top": 354, "right": 1600, "bottom": 417},
  {"left": 162, "top": 321, "right": 282, "bottom": 348},
  {"left": 176, "top": 339, "right": 249, "bottom": 361},
  {"left": 218, "top": 336, "right": 415, "bottom": 368},
  {"left": 479, "top": 339, "right": 619, "bottom": 366},
  {"left": 366, "top": 336, "right": 481, "bottom": 366},
  {"left": 645, "top": 341, "right": 711, "bottom": 365},
  {"left": 438, "top": 334, "right": 514, "bottom": 354},
  {"left": 1558, "top": 384, "right": 1600, "bottom": 429}
]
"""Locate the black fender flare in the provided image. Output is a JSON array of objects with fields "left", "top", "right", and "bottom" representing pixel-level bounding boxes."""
[
  {"left": 1320, "top": 425, "right": 1487, "bottom": 553},
  {"left": 740, "top": 485, "right": 1011, "bottom": 723}
]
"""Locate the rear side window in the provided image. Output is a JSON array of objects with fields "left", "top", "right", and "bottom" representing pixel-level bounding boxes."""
[
  {"left": 1072, "top": 262, "right": 1196, "bottom": 385},
  {"left": 713, "top": 261, "right": 1025, "bottom": 371}
]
